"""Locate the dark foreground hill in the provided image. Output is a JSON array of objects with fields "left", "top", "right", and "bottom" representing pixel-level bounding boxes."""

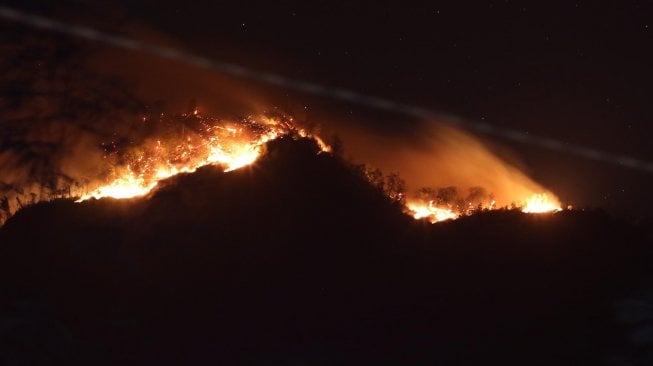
[{"left": 0, "top": 137, "right": 651, "bottom": 365}]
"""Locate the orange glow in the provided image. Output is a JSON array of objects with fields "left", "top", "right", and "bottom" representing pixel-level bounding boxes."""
[
  {"left": 82, "top": 171, "right": 156, "bottom": 200},
  {"left": 406, "top": 192, "right": 562, "bottom": 223},
  {"left": 406, "top": 200, "right": 458, "bottom": 223},
  {"left": 72, "top": 112, "right": 563, "bottom": 224},
  {"left": 521, "top": 193, "right": 562, "bottom": 213},
  {"left": 76, "top": 115, "right": 328, "bottom": 202}
]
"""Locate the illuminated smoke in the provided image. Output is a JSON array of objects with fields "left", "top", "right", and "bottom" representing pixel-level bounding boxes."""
[
  {"left": 0, "top": 26, "right": 560, "bottom": 226},
  {"left": 330, "top": 122, "right": 561, "bottom": 222}
]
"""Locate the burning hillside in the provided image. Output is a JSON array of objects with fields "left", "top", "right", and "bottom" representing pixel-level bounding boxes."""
[
  {"left": 405, "top": 191, "right": 561, "bottom": 224},
  {"left": 332, "top": 122, "right": 564, "bottom": 223},
  {"left": 0, "top": 26, "right": 561, "bottom": 227},
  {"left": 0, "top": 108, "right": 561, "bottom": 226},
  {"left": 0, "top": 132, "right": 648, "bottom": 366},
  {"left": 76, "top": 112, "right": 330, "bottom": 201},
  {"left": 2, "top": 5, "right": 652, "bottom": 366},
  {"left": 75, "top": 111, "right": 562, "bottom": 221}
]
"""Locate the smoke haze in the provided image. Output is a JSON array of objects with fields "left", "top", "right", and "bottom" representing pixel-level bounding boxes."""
[{"left": 0, "top": 20, "right": 560, "bottom": 223}]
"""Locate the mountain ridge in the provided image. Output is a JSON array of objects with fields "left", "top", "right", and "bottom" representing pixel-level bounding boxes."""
[{"left": 0, "top": 137, "right": 650, "bottom": 365}]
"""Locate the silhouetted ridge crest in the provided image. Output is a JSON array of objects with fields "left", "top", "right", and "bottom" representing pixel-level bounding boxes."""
[{"left": 0, "top": 138, "right": 651, "bottom": 366}]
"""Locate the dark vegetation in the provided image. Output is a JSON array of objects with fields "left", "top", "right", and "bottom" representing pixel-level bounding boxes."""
[
  {"left": 0, "top": 137, "right": 651, "bottom": 365},
  {"left": 0, "top": 27, "right": 142, "bottom": 224}
]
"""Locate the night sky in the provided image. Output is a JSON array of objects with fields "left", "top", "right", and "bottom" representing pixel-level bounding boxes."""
[{"left": 5, "top": 0, "right": 653, "bottom": 216}]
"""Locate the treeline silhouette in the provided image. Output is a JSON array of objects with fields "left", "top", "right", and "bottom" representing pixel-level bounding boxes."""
[{"left": 0, "top": 137, "right": 651, "bottom": 365}]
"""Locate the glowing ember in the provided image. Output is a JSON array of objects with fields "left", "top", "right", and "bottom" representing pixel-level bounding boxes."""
[{"left": 521, "top": 193, "right": 562, "bottom": 213}]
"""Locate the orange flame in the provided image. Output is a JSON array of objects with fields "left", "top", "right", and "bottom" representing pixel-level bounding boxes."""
[
  {"left": 72, "top": 112, "right": 561, "bottom": 225},
  {"left": 76, "top": 115, "right": 327, "bottom": 202},
  {"left": 521, "top": 193, "right": 562, "bottom": 213},
  {"left": 406, "top": 200, "right": 458, "bottom": 223},
  {"left": 406, "top": 193, "right": 562, "bottom": 223}
]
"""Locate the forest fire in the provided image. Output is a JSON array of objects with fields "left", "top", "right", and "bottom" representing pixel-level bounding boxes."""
[
  {"left": 1, "top": 108, "right": 560, "bottom": 225},
  {"left": 405, "top": 193, "right": 561, "bottom": 224},
  {"left": 76, "top": 114, "right": 329, "bottom": 202},
  {"left": 404, "top": 183, "right": 561, "bottom": 223},
  {"left": 522, "top": 193, "right": 562, "bottom": 214},
  {"left": 406, "top": 201, "right": 459, "bottom": 223}
]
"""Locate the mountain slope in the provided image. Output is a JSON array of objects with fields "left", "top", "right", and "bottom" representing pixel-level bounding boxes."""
[{"left": 0, "top": 137, "right": 650, "bottom": 365}]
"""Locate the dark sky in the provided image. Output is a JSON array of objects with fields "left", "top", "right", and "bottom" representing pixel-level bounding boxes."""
[{"left": 5, "top": 0, "right": 653, "bottom": 216}]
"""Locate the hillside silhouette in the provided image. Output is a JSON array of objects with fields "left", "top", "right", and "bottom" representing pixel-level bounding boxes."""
[{"left": 0, "top": 137, "right": 651, "bottom": 365}]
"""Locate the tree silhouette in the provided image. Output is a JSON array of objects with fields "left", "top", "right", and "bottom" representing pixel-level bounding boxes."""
[
  {"left": 0, "top": 27, "right": 145, "bottom": 224},
  {"left": 436, "top": 186, "right": 458, "bottom": 206},
  {"left": 384, "top": 172, "right": 406, "bottom": 203}
]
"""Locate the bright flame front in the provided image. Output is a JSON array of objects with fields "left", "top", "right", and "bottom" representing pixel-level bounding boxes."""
[
  {"left": 73, "top": 112, "right": 563, "bottom": 224},
  {"left": 407, "top": 201, "right": 458, "bottom": 223},
  {"left": 85, "top": 173, "right": 156, "bottom": 200},
  {"left": 406, "top": 193, "right": 562, "bottom": 223},
  {"left": 77, "top": 115, "right": 326, "bottom": 201},
  {"left": 522, "top": 193, "right": 562, "bottom": 213}
]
